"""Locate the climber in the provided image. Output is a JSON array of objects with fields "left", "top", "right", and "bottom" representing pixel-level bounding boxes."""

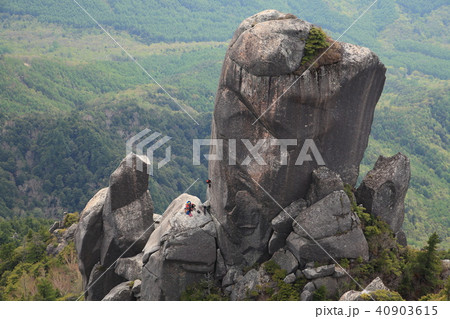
[
  {"left": 206, "top": 179, "right": 211, "bottom": 188},
  {"left": 184, "top": 201, "right": 193, "bottom": 217},
  {"left": 202, "top": 200, "right": 210, "bottom": 214}
]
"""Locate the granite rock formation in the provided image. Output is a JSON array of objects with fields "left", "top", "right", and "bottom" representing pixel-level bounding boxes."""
[{"left": 208, "top": 9, "right": 386, "bottom": 266}]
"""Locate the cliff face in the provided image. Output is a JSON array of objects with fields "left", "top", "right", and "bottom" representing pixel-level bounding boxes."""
[{"left": 208, "top": 10, "right": 386, "bottom": 266}]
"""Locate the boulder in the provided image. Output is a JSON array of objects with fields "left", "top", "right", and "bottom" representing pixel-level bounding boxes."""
[
  {"left": 49, "top": 221, "right": 60, "bottom": 233},
  {"left": 283, "top": 273, "right": 296, "bottom": 284},
  {"left": 306, "top": 167, "right": 344, "bottom": 205},
  {"left": 303, "top": 282, "right": 316, "bottom": 293},
  {"left": 75, "top": 153, "right": 155, "bottom": 300},
  {"left": 333, "top": 266, "right": 347, "bottom": 278},
  {"left": 364, "top": 277, "right": 388, "bottom": 292},
  {"left": 101, "top": 153, "right": 154, "bottom": 266},
  {"left": 287, "top": 228, "right": 369, "bottom": 266},
  {"left": 102, "top": 281, "right": 134, "bottom": 301},
  {"left": 63, "top": 223, "right": 78, "bottom": 242},
  {"left": 270, "top": 249, "right": 298, "bottom": 274},
  {"left": 300, "top": 290, "right": 313, "bottom": 301},
  {"left": 209, "top": 10, "right": 386, "bottom": 267},
  {"left": 141, "top": 194, "right": 217, "bottom": 301},
  {"left": 395, "top": 230, "right": 408, "bottom": 247},
  {"left": 313, "top": 277, "right": 338, "bottom": 298},
  {"left": 286, "top": 191, "right": 368, "bottom": 265},
  {"left": 339, "top": 277, "right": 388, "bottom": 301},
  {"left": 356, "top": 153, "right": 410, "bottom": 233},
  {"left": 222, "top": 266, "right": 243, "bottom": 288},
  {"left": 46, "top": 222, "right": 79, "bottom": 257},
  {"left": 230, "top": 269, "right": 259, "bottom": 301},
  {"left": 132, "top": 280, "right": 142, "bottom": 300},
  {"left": 114, "top": 253, "right": 143, "bottom": 281},
  {"left": 303, "top": 264, "right": 335, "bottom": 279},
  {"left": 271, "top": 199, "right": 307, "bottom": 234},
  {"left": 75, "top": 187, "right": 107, "bottom": 289},
  {"left": 268, "top": 199, "right": 307, "bottom": 254},
  {"left": 86, "top": 263, "right": 124, "bottom": 302},
  {"left": 230, "top": 267, "right": 271, "bottom": 301}
]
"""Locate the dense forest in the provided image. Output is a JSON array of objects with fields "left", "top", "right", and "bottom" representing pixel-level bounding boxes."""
[{"left": 0, "top": 0, "right": 448, "bottom": 253}]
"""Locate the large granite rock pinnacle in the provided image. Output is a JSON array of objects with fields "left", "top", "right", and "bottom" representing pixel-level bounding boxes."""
[
  {"left": 209, "top": 10, "right": 386, "bottom": 266},
  {"left": 141, "top": 194, "right": 217, "bottom": 301},
  {"left": 356, "top": 153, "right": 410, "bottom": 233},
  {"left": 75, "top": 153, "right": 154, "bottom": 300},
  {"left": 101, "top": 153, "right": 154, "bottom": 266}
]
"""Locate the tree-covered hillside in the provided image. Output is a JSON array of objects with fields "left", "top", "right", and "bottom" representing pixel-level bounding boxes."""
[{"left": 0, "top": 1, "right": 448, "bottom": 249}]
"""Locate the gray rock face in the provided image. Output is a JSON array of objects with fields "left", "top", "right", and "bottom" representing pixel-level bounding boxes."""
[
  {"left": 75, "top": 153, "right": 154, "bottom": 300},
  {"left": 75, "top": 187, "right": 108, "bottom": 289},
  {"left": 46, "top": 222, "right": 78, "bottom": 257},
  {"left": 153, "top": 214, "right": 162, "bottom": 228},
  {"left": 269, "top": 199, "right": 307, "bottom": 254},
  {"left": 230, "top": 267, "right": 271, "bottom": 301},
  {"left": 395, "top": 230, "right": 408, "bottom": 246},
  {"left": 283, "top": 273, "right": 296, "bottom": 284},
  {"left": 132, "top": 280, "right": 142, "bottom": 300},
  {"left": 215, "top": 249, "right": 227, "bottom": 279},
  {"left": 300, "top": 290, "right": 313, "bottom": 301},
  {"left": 101, "top": 154, "right": 154, "bottom": 266},
  {"left": 141, "top": 194, "right": 217, "bottom": 301},
  {"left": 303, "top": 264, "right": 335, "bottom": 279},
  {"left": 87, "top": 263, "right": 124, "bottom": 302},
  {"left": 313, "top": 276, "right": 338, "bottom": 298},
  {"left": 270, "top": 249, "right": 298, "bottom": 274},
  {"left": 339, "top": 277, "right": 388, "bottom": 301},
  {"left": 115, "top": 253, "right": 143, "bottom": 281},
  {"left": 222, "top": 266, "right": 243, "bottom": 288},
  {"left": 286, "top": 191, "right": 368, "bottom": 265},
  {"left": 102, "top": 281, "right": 134, "bottom": 301},
  {"left": 306, "top": 167, "right": 344, "bottom": 205},
  {"left": 441, "top": 260, "right": 450, "bottom": 280},
  {"left": 356, "top": 153, "right": 410, "bottom": 233},
  {"left": 209, "top": 10, "right": 386, "bottom": 267}
]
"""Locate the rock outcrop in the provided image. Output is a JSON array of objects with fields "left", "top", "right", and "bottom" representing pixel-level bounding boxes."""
[
  {"left": 102, "top": 281, "right": 135, "bottom": 301},
  {"left": 75, "top": 153, "right": 154, "bottom": 300},
  {"left": 339, "top": 277, "right": 389, "bottom": 301},
  {"left": 268, "top": 198, "right": 307, "bottom": 254},
  {"left": 356, "top": 153, "right": 410, "bottom": 233},
  {"left": 73, "top": 10, "right": 412, "bottom": 302},
  {"left": 141, "top": 194, "right": 217, "bottom": 301},
  {"left": 286, "top": 190, "right": 369, "bottom": 265},
  {"left": 46, "top": 222, "right": 78, "bottom": 257},
  {"left": 209, "top": 9, "right": 386, "bottom": 266}
]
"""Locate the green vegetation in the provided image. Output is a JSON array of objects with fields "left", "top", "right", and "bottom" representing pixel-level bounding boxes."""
[
  {"left": 62, "top": 212, "right": 79, "bottom": 229},
  {"left": 259, "top": 260, "right": 307, "bottom": 301},
  {"left": 301, "top": 27, "right": 329, "bottom": 65},
  {"left": 181, "top": 275, "right": 228, "bottom": 301},
  {"left": 312, "top": 285, "right": 328, "bottom": 301},
  {"left": 0, "top": 217, "right": 82, "bottom": 300},
  {"left": 345, "top": 187, "right": 447, "bottom": 301},
  {"left": 361, "top": 290, "right": 405, "bottom": 301},
  {"left": 399, "top": 233, "right": 443, "bottom": 299}
]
